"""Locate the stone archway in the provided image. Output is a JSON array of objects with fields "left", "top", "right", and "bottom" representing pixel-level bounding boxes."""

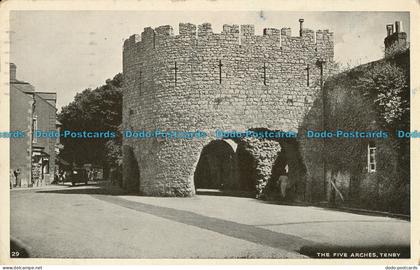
[
  {"left": 271, "top": 148, "right": 288, "bottom": 186},
  {"left": 193, "top": 140, "right": 238, "bottom": 190},
  {"left": 268, "top": 139, "right": 307, "bottom": 201},
  {"left": 122, "top": 145, "right": 140, "bottom": 191}
]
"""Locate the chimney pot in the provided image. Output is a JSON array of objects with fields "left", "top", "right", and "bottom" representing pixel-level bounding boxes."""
[
  {"left": 386, "top": 24, "right": 394, "bottom": 36},
  {"left": 299, "top": 18, "right": 304, "bottom": 37},
  {"left": 395, "top": 21, "right": 402, "bottom": 33}
]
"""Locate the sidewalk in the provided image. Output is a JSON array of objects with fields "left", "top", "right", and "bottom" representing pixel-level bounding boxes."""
[{"left": 10, "top": 184, "right": 66, "bottom": 192}]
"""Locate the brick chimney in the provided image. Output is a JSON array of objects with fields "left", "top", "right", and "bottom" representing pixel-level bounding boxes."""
[
  {"left": 10, "top": 63, "right": 16, "bottom": 81},
  {"left": 386, "top": 24, "right": 394, "bottom": 36},
  {"left": 384, "top": 21, "right": 408, "bottom": 57},
  {"left": 395, "top": 21, "right": 402, "bottom": 33}
]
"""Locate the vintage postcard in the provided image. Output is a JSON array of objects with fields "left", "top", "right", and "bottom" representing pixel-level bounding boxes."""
[{"left": 0, "top": 0, "right": 419, "bottom": 266}]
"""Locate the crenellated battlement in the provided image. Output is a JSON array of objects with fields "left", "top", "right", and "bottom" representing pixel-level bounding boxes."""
[{"left": 124, "top": 22, "right": 333, "bottom": 51}]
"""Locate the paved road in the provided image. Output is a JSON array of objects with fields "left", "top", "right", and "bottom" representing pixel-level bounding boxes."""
[{"left": 10, "top": 183, "right": 410, "bottom": 259}]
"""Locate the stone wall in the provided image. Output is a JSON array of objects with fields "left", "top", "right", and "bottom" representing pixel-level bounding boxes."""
[
  {"left": 33, "top": 94, "right": 58, "bottom": 185},
  {"left": 122, "top": 21, "right": 334, "bottom": 196},
  {"left": 10, "top": 84, "right": 33, "bottom": 187},
  {"left": 298, "top": 50, "right": 410, "bottom": 213},
  {"left": 10, "top": 64, "right": 59, "bottom": 187}
]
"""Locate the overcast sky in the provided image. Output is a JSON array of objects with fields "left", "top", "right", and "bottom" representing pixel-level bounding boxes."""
[{"left": 10, "top": 11, "right": 409, "bottom": 110}]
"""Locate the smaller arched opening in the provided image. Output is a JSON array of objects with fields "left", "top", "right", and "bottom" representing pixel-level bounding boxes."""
[
  {"left": 268, "top": 139, "right": 307, "bottom": 201},
  {"left": 122, "top": 145, "right": 140, "bottom": 192},
  {"left": 271, "top": 148, "right": 288, "bottom": 184},
  {"left": 269, "top": 148, "right": 289, "bottom": 198},
  {"left": 194, "top": 140, "right": 238, "bottom": 190}
]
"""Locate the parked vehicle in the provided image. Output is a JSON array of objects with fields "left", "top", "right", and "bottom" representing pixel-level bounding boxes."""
[{"left": 69, "top": 167, "right": 88, "bottom": 186}]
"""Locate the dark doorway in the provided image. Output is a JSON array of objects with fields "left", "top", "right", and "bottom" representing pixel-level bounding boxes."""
[
  {"left": 122, "top": 145, "right": 140, "bottom": 192},
  {"left": 271, "top": 149, "right": 288, "bottom": 184},
  {"left": 194, "top": 140, "right": 236, "bottom": 190}
]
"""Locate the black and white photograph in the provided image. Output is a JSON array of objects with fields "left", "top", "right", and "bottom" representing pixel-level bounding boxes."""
[{"left": 1, "top": 0, "right": 418, "bottom": 265}]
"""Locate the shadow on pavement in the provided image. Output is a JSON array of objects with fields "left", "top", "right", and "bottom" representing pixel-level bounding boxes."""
[
  {"left": 196, "top": 189, "right": 255, "bottom": 198},
  {"left": 92, "top": 194, "right": 315, "bottom": 255},
  {"left": 92, "top": 195, "right": 410, "bottom": 258},
  {"left": 34, "top": 184, "right": 410, "bottom": 258}
]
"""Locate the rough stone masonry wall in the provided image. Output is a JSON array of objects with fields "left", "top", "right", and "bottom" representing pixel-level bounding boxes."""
[
  {"left": 33, "top": 94, "right": 58, "bottom": 185},
  {"left": 122, "top": 22, "right": 334, "bottom": 196},
  {"left": 10, "top": 86, "right": 33, "bottom": 187},
  {"left": 298, "top": 50, "right": 410, "bottom": 213},
  {"left": 239, "top": 137, "right": 282, "bottom": 198}
]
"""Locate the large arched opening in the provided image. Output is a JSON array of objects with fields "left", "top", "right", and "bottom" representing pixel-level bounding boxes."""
[
  {"left": 193, "top": 140, "right": 238, "bottom": 190},
  {"left": 192, "top": 136, "right": 306, "bottom": 199}
]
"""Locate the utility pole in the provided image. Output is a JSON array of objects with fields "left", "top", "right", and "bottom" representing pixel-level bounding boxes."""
[{"left": 317, "top": 59, "right": 327, "bottom": 201}]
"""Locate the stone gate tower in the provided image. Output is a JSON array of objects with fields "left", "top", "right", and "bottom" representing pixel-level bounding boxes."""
[{"left": 122, "top": 19, "right": 334, "bottom": 197}]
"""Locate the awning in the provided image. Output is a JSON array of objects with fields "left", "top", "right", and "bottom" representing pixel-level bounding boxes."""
[
  {"left": 32, "top": 147, "right": 50, "bottom": 157},
  {"left": 58, "top": 158, "right": 71, "bottom": 166}
]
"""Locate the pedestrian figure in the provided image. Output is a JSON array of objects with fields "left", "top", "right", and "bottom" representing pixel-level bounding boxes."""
[
  {"left": 54, "top": 170, "right": 59, "bottom": 184},
  {"left": 14, "top": 168, "right": 21, "bottom": 188},
  {"left": 58, "top": 170, "right": 64, "bottom": 183},
  {"left": 88, "top": 170, "right": 94, "bottom": 182},
  {"left": 60, "top": 170, "right": 67, "bottom": 184},
  {"left": 278, "top": 174, "right": 289, "bottom": 199},
  {"left": 109, "top": 167, "right": 116, "bottom": 185},
  {"left": 10, "top": 169, "right": 14, "bottom": 189},
  {"left": 276, "top": 164, "right": 289, "bottom": 199}
]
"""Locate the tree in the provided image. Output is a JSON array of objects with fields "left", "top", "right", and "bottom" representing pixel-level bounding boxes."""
[
  {"left": 353, "top": 62, "right": 409, "bottom": 127},
  {"left": 58, "top": 73, "right": 123, "bottom": 171}
]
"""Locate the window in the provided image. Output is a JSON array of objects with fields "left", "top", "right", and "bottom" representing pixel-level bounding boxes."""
[
  {"left": 367, "top": 142, "right": 376, "bottom": 173},
  {"left": 42, "top": 157, "right": 49, "bottom": 174}
]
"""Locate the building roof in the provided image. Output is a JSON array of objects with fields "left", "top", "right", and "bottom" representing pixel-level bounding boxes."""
[
  {"left": 10, "top": 81, "right": 35, "bottom": 93},
  {"left": 10, "top": 63, "right": 57, "bottom": 110},
  {"left": 11, "top": 83, "right": 58, "bottom": 111}
]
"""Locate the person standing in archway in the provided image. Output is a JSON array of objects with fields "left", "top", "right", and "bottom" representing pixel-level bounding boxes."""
[
  {"left": 10, "top": 169, "right": 14, "bottom": 189},
  {"left": 14, "top": 168, "right": 21, "bottom": 188},
  {"left": 278, "top": 164, "right": 289, "bottom": 199}
]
